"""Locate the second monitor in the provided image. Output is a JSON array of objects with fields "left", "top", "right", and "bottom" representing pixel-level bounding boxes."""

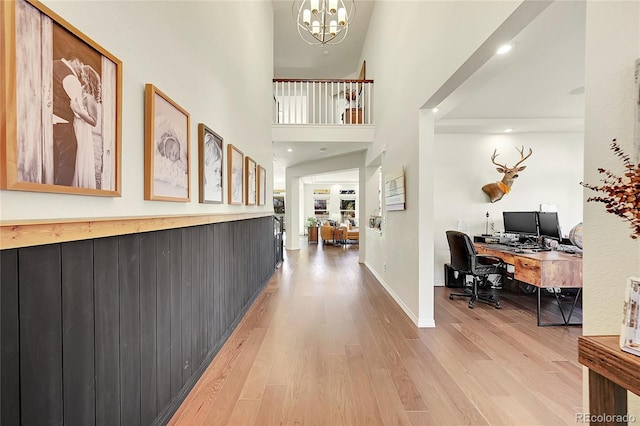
[{"left": 537, "top": 211, "right": 562, "bottom": 240}]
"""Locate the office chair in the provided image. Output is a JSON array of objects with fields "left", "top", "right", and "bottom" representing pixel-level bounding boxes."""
[{"left": 445, "top": 230, "right": 504, "bottom": 309}]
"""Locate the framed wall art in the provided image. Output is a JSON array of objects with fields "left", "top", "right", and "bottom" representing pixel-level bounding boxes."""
[
  {"left": 245, "top": 156, "right": 257, "bottom": 205},
  {"left": 198, "top": 123, "right": 223, "bottom": 204},
  {"left": 1, "top": 0, "right": 122, "bottom": 196},
  {"left": 620, "top": 276, "right": 640, "bottom": 356},
  {"left": 258, "top": 165, "right": 266, "bottom": 206},
  {"left": 385, "top": 167, "right": 406, "bottom": 211},
  {"left": 227, "top": 144, "right": 244, "bottom": 205},
  {"left": 144, "top": 84, "right": 190, "bottom": 202}
]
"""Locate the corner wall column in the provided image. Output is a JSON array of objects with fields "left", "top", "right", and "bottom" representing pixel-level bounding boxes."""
[
  {"left": 418, "top": 109, "right": 436, "bottom": 327},
  {"left": 285, "top": 174, "right": 301, "bottom": 250}
]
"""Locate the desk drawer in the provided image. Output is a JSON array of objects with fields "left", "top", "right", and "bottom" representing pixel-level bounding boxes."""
[{"left": 514, "top": 257, "right": 541, "bottom": 286}]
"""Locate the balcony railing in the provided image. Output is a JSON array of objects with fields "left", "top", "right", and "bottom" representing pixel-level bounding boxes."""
[{"left": 273, "top": 79, "right": 374, "bottom": 125}]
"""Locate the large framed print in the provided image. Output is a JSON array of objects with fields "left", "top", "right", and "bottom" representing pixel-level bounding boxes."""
[
  {"left": 198, "top": 123, "right": 223, "bottom": 204},
  {"left": 227, "top": 144, "right": 244, "bottom": 205},
  {"left": 1, "top": 0, "right": 122, "bottom": 196},
  {"left": 620, "top": 277, "right": 640, "bottom": 356},
  {"left": 245, "top": 156, "right": 257, "bottom": 205},
  {"left": 258, "top": 165, "right": 266, "bottom": 206},
  {"left": 144, "top": 84, "right": 190, "bottom": 202}
]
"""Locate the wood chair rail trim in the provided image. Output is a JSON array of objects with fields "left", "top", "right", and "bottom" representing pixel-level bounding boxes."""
[{"left": 0, "top": 212, "right": 273, "bottom": 249}]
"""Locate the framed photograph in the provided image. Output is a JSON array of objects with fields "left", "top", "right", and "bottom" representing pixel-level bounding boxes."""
[
  {"left": 198, "top": 123, "right": 223, "bottom": 204},
  {"left": 144, "top": 84, "right": 190, "bottom": 202},
  {"left": 258, "top": 165, "right": 266, "bottom": 206},
  {"left": 227, "top": 144, "right": 244, "bottom": 205},
  {"left": 1, "top": 0, "right": 122, "bottom": 196},
  {"left": 620, "top": 277, "right": 640, "bottom": 356},
  {"left": 245, "top": 156, "right": 257, "bottom": 205}
]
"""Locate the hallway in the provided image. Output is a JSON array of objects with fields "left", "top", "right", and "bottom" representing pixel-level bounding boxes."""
[{"left": 170, "top": 242, "right": 582, "bottom": 425}]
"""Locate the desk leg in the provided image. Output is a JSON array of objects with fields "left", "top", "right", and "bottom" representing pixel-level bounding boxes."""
[
  {"left": 588, "top": 370, "right": 627, "bottom": 425},
  {"left": 537, "top": 288, "right": 582, "bottom": 327}
]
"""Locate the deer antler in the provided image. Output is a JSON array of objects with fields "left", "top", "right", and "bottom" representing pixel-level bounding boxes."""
[
  {"left": 513, "top": 146, "right": 533, "bottom": 168},
  {"left": 490, "top": 149, "right": 507, "bottom": 168}
]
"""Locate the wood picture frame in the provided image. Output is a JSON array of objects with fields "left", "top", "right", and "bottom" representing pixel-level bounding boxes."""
[
  {"left": 1, "top": 0, "right": 122, "bottom": 196},
  {"left": 227, "top": 144, "right": 244, "bottom": 205},
  {"left": 620, "top": 276, "right": 640, "bottom": 356},
  {"left": 245, "top": 156, "right": 257, "bottom": 205},
  {"left": 385, "top": 167, "right": 406, "bottom": 211},
  {"left": 258, "top": 165, "right": 266, "bottom": 206},
  {"left": 198, "top": 123, "right": 223, "bottom": 204},
  {"left": 144, "top": 84, "right": 190, "bottom": 202}
]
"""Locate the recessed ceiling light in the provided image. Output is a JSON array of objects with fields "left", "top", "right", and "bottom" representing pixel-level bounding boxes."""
[
  {"left": 432, "top": 107, "right": 439, "bottom": 113},
  {"left": 496, "top": 43, "right": 514, "bottom": 55},
  {"left": 504, "top": 128, "right": 513, "bottom": 133},
  {"left": 286, "top": 148, "right": 293, "bottom": 152}
]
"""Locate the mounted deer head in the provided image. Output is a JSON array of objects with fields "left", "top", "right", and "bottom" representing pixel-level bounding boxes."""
[{"left": 481, "top": 146, "right": 533, "bottom": 203}]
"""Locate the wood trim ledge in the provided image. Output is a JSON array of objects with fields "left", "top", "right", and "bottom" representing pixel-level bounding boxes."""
[{"left": 1, "top": 212, "right": 274, "bottom": 249}]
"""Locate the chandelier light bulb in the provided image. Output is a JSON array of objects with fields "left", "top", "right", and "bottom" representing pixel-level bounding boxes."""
[
  {"left": 312, "top": 20, "right": 320, "bottom": 36},
  {"left": 303, "top": 9, "right": 311, "bottom": 25},
  {"left": 338, "top": 7, "right": 346, "bottom": 25},
  {"left": 330, "top": 20, "right": 337, "bottom": 36},
  {"left": 329, "top": 0, "right": 338, "bottom": 14},
  {"left": 311, "top": 0, "right": 319, "bottom": 14}
]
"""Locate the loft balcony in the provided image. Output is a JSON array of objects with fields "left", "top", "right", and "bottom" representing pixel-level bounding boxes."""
[{"left": 273, "top": 79, "right": 374, "bottom": 125}]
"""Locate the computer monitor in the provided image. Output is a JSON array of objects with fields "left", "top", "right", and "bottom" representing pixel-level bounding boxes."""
[
  {"left": 503, "top": 211, "right": 538, "bottom": 236},
  {"left": 537, "top": 211, "right": 562, "bottom": 240}
]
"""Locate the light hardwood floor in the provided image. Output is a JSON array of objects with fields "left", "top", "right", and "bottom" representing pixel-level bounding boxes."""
[{"left": 170, "top": 241, "right": 582, "bottom": 425}]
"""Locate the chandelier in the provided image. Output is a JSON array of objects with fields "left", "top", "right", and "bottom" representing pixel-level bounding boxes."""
[{"left": 293, "top": 0, "right": 356, "bottom": 46}]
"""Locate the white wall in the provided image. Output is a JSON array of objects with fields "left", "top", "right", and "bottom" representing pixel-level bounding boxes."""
[
  {"left": 584, "top": 0, "right": 640, "bottom": 413},
  {"left": 0, "top": 1, "right": 274, "bottom": 221},
  {"left": 360, "top": 1, "right": 521, "bottom": 325},
  {"left": 433, "top": 132, "right": 584, "bottom": 285}
]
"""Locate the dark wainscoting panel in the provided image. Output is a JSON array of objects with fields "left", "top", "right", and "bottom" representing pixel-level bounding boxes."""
[{"left": 0, "top": 216, "right": 275, "bottom": 425}]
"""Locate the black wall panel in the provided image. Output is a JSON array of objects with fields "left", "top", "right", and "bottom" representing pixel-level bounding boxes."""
[
  {"left": 62, "top": 240, "right": 96, "bottom": 425},
  {"left": 19, "top": 244, "right": 63, "bottom": 425},
  {"left": 0, "top": 216, "right": 275, "bottom": 425},
  {"left": 1, "top": 249, "right": 20, "bottom": 426},
  {"left": 94, "top": 237, "right": 121, "bottom": 426}
]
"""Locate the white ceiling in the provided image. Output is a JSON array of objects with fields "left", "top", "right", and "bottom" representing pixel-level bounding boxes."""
[{"left": 272, "top": 0, "right": 586, "bottom": 187}]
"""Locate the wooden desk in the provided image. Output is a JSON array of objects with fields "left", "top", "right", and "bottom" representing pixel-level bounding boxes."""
[
  {"left": 475, "top": 243, "right": 582, "bottom": 326},
  {"left": 578, "top": 335, "right": 640, "bottom": 425}
]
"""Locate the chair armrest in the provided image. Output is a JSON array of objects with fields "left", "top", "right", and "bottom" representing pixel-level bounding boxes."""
[{"left": 477, "top": 255, "right": 504, "bottom": 265}]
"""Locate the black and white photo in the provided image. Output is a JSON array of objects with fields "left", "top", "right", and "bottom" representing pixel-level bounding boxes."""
[
  {"left": 198, "top": 123, "right": 223, "bottom": 204},
  {"left": 144, "top": 84, "right": 190, "bottom": 202},
  {"left": 1, "top": 0, "right": 121, "bottom": 195}
]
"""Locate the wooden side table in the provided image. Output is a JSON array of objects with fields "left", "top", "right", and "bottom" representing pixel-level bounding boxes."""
[
  {"left": 308, "top": 226, "right": 318, "bottom": 244},
  {"left": 578, "top": 335, "right": 640, "bottom": 424}
]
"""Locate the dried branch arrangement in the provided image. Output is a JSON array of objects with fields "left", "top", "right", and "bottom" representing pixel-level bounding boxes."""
[{"left": 581, "top": 139, "right": 640, "bottom": 239}]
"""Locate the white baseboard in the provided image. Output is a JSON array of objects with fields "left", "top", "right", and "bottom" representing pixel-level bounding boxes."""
[{"left": 364, "top": 262, "right": 434, "bottom": 328}]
